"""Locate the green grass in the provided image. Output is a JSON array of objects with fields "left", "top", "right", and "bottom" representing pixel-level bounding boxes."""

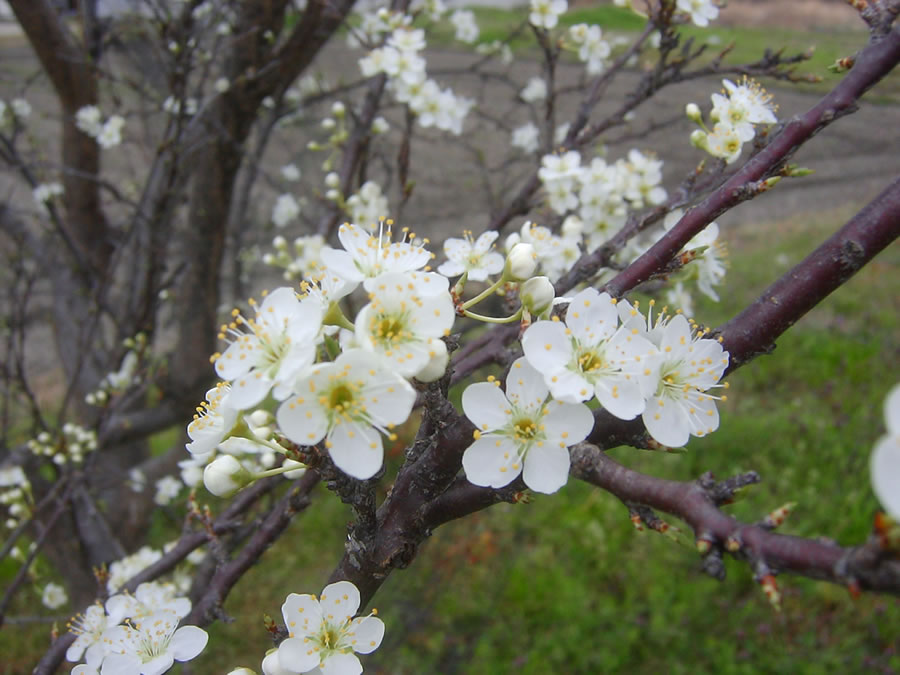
[{"left": 3, "top": 208, "right": 898, "bottom": 673}]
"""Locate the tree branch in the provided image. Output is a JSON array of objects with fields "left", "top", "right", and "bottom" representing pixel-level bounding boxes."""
[{"left": 569, "top": 443, "right": 900, "bottom": 594}]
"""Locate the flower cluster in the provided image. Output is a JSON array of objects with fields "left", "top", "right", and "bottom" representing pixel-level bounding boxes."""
[
  {"left": 0, "top": 96, "right": 31, "bottom": 129},
  {"left": 567, "top": 23, "right": 612, "bottom": 74},
  {"left": 358, "top": 26, "right": 473, "bottom": 135},
  {"left": 27, "top": 424, "right": 98, "bottom": 467},
  {"left": 535, "top": 148, "right": 668, "bottom": 253},
  {"left": 688, "top": 78, "right": 777, "bottom": 164},
  {"left": 0, "top": 465, "right": 32, "bottom": 530},
  {"left": 514, "top": 288, "right": 729, "bottom": 450},
  {"left": 33, "top": 181, "right": 64, "bottom": 207},
  {"left": 66, "top": 580, "right": 207, "bottom": 675},
  {"left": 75, "top": 105, "right": 126, "bottom": 149},
  {"left": 263, "top": 234, "right": 327, "bottom": 281}
]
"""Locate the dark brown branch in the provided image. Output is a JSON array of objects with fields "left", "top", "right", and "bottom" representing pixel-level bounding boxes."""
[
  {"left": 719, "top": 175, "right": 900, "bottom": 371},
  {"left": 569, "top": 443, "right": 900, "bottom": 594},
  {"left": 184, "top": 471, "right": 320, "bottom": 626},
  {"left": 604, "top": 25, "right": 900, "bottom": 298}
]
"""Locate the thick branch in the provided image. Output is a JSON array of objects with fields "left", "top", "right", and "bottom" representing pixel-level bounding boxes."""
[{"left": 719, "top": 175, "right": 900, "bottom": 371}]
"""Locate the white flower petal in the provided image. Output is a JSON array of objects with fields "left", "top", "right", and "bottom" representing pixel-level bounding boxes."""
[
  {"left": 546, "top": 367, "right": 593, "bottom": 403},
  {"left": 169, "top": 625, "right": 208, "bottom": 662},
  {"left": 505, "top": 358, "right": 548, "bottom": 413},
  {"left": 282, "top": 593, "right": 324, "bottom": 635},
  {"left": 228, "top": 372, "right": 274, "bottom": 410},
  {"left": 462, "top": 436, "right": 521, "bottom": 488},
  {"left": 594, "top": 375, "right": 645, "bottom": 420},
  {"left": 321, "top": 652, "right": 362, "bottom": 675},
  {"left": 542, "top": 400, "right": 595, "bottom": 444},
  {"left": 522, "top": 443, "right": 570, "bottom": 494},
  {"left": 521, "top": 321, "right": 572, "bottom": 375},
  {"left": 885, "top": 384, "right": 900, "bottom": 436},
  {"left": 565, "top": 288, "right": 618, "bottom": 345},
  {"left": 215, "top": 337, "right": 257, "bottom": 380},
  {"left": 278, "top": 636, "right": 321, "bottom": 674},
  {"left": 643, "top": 396, "right": 691, "bottom": 447},
  {"left": 277, "top": 395, "right": 329, "bottom": 447},
  {"left": 347, "top": 616, "right": 384, "bottom": 654},
  {"left": 871, "top": 435, "right": 900, "bottom": 518},
  {"left": 320, "top": 580, "right": 362, "bottom": 621},
  {"left": 100, "top": 654, "right": 142, "bottom": 675},
  {"left": 328, "top": 421, "right": 383, "bottom": 479},
  {"left": 462, "top": 382, "right": 512, "bottom": 432}
]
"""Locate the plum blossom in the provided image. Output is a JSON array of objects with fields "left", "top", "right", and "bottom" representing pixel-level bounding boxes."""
[
  {"left": 272, "top": 194, "right": 301, "bottom": 228},
  {"left": 276, "top": 581, "right": 384, "bottom": 675},
  {"left": 277, "top": 349, "right": 416, "bottom": 479},
  {"left": 42, "top": 582, "right": 68, "bottom": 609},
  {"left": 346, "top": 181, "right": 389, "bottom": 229},
  {"left": 461, "top": 357, "right": 594, "bottom": 494},
  {"left": 676, "top": 0, "right": 719, "bottom": 27},
  {"left": 619, "top": 302, "right": 730, "bottom": 447},
  {"left": 354, "top": 272, "right": 455, "bottom": 378},
  {"left": 99, "top": 612, "right": 208, "bottom": 675},
  {"left": 450, "top": 9, "right": 479, "bottom": 43},
  {"left": 186, "top": 383, "right": 238, "bottom": 455},
  {"left": 871, "top": 384, "right": 900, "bottom": 519},
  {"left": 214, "top": 287, "right": 324, "bottom": 409},
  {"left": 529, "top": 0, "right": 568, "bottom": 30},
  {"left": 520, "top": 77, "right": 547, "bottom": 103},
  {"left": 320, "top": 221, "right": 432, "bottom": 292},
  {"left": 438, "top": 230, "right": 504, "bottom": 281},
  {"left": 511, "top": 122, "right": 540, "bottom": 153},
  {"left": 67, "top": 603, "right": 115, "bottom": 665},
  {"left": 522, "top": 288, "right": 659, "bottom": 420}
]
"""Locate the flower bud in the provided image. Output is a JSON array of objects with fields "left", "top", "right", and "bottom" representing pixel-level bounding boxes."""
[
  {"left": 372, "top": 116, "right": 389, "bottom": 134},
  {"left": 519, "top": 276, "right": 555, "bottom": 316},
  {"left": 321, "top": 117, "right": 336, "bottom": 130},
  {"left": 282, "top": 459, "right": 307, "bottom": 480},
  {"left": 690, "top": 129, "right": 709, "bottom": 151},
  {"left": 413, "top": 339, "right": 449, "bottom": 383},
  {"left": 203, "top": 456, "right": 252, "bottom": 497},
  {"left": 505, "top": 243, "right": 538, "bottom": 281},
  {"left": 262, "top": 649, "right": 293, "bottom": 675},
  {"left": 685, "top": 103, "right": 702, "bottom": 123},
  {"left": 331, "top": 101, "right": 346, "bottom": 117},
  {"left": 227, "top": 669, "right": 257, "bottom": 675},
  {"left": 324, "top": 172, "right": 340, "bottom": 188}
]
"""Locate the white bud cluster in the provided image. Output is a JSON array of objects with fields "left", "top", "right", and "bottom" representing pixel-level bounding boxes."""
[{"left": 26, "top": 424, "right": 97, "bottom": 466}]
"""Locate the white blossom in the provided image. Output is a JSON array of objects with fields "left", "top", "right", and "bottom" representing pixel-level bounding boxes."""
[
  {"left": 676, "top": 0, "right": 719, "bottom": 27},
  {"left": 100, "top": 612, "right": 208, "bottom": 675},
  {"left": 520, "top": 76, "right": 547, "bottom": 103},
  {"left": 529, "top": 0, "right": 568, "bottom": 30},
  {"left": 522, "top": 288, "right": 659, "bottom": 419},
  {"left": 277, "top": 349, "right": 416, "bottom": 479},
  {"left": 462, "top": 357, "right": 594, "bottom": 493},
  {"left": 511, "top": 122, "right": 540, "bottom": 153},
  {"left": 871, "top": 384, "right": 900, "bottom": 519},
  {"left": 276, "top": 581, "right": 384, "bottom": 674},
  {"left": 214, "top": 287, "right": 324, "bottom": 409},
  {"left": 355, "top": 271, "right": 455, "bottom": 378},
  {"left": 438, "top": 230, "right": 504, "bottom": 281},
  {"left": 153, "top": 476, "right": 183, "bottom": 506},
  {"left": 450, "top": 9, "right": 479, "bottom": 43},
  {"left": 42, "top": 582, "right": 68, "bottom": 609},
  {"left": 272, "top": 194, "right": 301, "bottom": 228}
]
